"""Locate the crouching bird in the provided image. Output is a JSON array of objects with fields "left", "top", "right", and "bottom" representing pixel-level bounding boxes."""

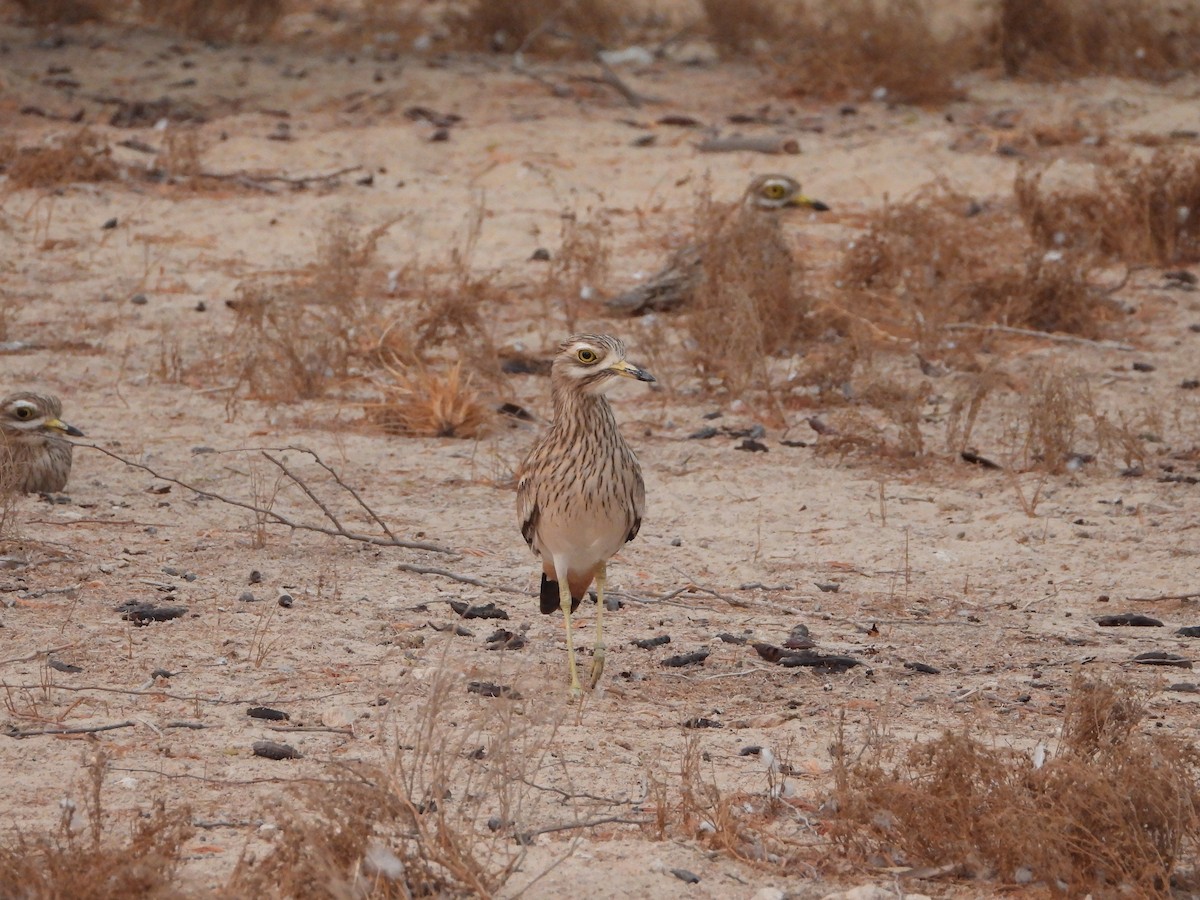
[
  {"left": 0, "top": 392, "right": 85, "bottom": 494},
  {"left": 516, "top": 334, "right": 654, "bottom": 694}
]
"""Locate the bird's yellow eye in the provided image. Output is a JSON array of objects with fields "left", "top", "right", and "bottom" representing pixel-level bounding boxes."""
[
  {"left": 764, "top": 183, "right": 786, "bottom": 199},
  {"left": 577, "top": 348, "right": 598, "bottom": 364},
  {"left": 14, "top": 406, "right": 32, "bottom": 420}
]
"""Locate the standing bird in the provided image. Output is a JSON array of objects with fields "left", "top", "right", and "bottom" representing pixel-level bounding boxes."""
[
  {"left": 516, "top": 334, "right": 655, "bottom": 694},
  {"left": 0, "top": 392, "right": 85, "bottom": 494},
  {"left": 605, "top": 174, "right": 830, "bottom": 317}
]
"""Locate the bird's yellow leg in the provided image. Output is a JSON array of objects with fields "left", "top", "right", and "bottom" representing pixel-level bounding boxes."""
[
  {"left": 588, "top": 563, "right": 607, "bottom": 689},
  {"left": 559, "top": 575, "right": 583, "bottom": 697}
]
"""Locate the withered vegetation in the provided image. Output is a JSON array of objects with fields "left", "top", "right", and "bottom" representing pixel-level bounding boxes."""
[
  {"left": 1017, "top": 149, "right": 1200, "bottom": 265},
  {"left": 830, "top": 677, "right": 1200, "bottom": 896},
  {"left": 0, "top": 130, "right": 119, "bottom": 190},
  {"left": 0, "top": 751, "right": 192, "bottom": 899},
  {"left": 447, "top": 0, "right": 628, "bottom": 54},
  {"left": 365, "top": 361, "right": 489, "bottom": 439},
  {"left": 998, "top": 0, "right": 1200, "bottom": 79}
]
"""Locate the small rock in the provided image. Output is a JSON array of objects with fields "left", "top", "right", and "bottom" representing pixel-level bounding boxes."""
[
  {"left": 278, "top": 594, "right": 294, "bottom": 608},
  {"left": 670, "top": 868, "right": 700, "bottom": 884},
  {"left": 530, "top": 247, "right": 551, "bottom": 261},
  {"left": 249, "top": 570, "right": 263, "bottom": 584},
  {"left": 101, "top": 217, "right": 118, "bottom": 229},
  {"left": 130, "top": 293, "right": 148, "bottom": 305},
  {"left": 238, "top": 591, "right": 258, "bottom": 603}
]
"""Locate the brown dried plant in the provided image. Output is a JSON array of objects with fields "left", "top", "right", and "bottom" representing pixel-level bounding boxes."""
[
  {"left": 683, "top": 183, "right": 817, "bottom": 395},
  {"left": 138, "top": 0, "right": 282, "bottom": 41},
  {"left": 223, "top": 216, "right": 396, "bottom": 402},
  {"left": 830, "top": 676, "right": 1200, "bottom": 896},
  {"left": 841, "top": 184, "right": 1117, "bottom": 347},
  {"left": 703, "top": 0, "right": 977, "bottom": 105},
  {"left": 0, "top": 751, "right": 193, "bottom": 899},
  {"left": 0, "top": 130, "right": 118, "bottom": 190},
  {"left": 998, "top": 0, "right": 1200, "bottom": 79},
  {"left": 544, "top": 209, "right": 613, "bottom": 334},
  {"left": 1017, "top": 150, "right": 1200, "bottom": 265},
  {"left": 448, "top": 0, "right": 628, "bottom": 54},
  {"left": 5, "top": 0, "right": 107, "bottom": 25},
  {"left": 366, "top": 360, "right": 490, "bottom": 439},
  {"left": 227, "top": 666, "right": 554, "bottom": 897}
]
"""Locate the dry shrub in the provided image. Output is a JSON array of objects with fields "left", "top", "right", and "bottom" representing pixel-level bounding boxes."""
[
  {"left": 5, "top": 0, "right": 106, "bottom": 24},
  {"left": 449, "top": 0, "right": 627, "bottom": 54},
  {"left": 138, "top": 0, "right": 282, "bottom": 42},
  {"left": 0, "top": 751, "right": 192, "bottom": 899},
  {"left": 225, "top": 216, "right": 394, "bottom": 401},
  {"left": 544, "top": 210, "right": 612, "bottom": 333},
  {"left": 1017, "top": 150, "right": 1200, "bottom": 265},
  {"left": 365, "top": 361, "right": 489, "bottom": 438},
  {"left": 1, "top": 130, "right": 118, "bottom": 190},
  {"left": 228, "top": 668, "right": 548, "bottom": 897},
  {"left": 683, "top": 185, "right": 817, "bottom": 394},
  {"left": 841, "top": 184, "right": 1116, "bottom": 345},
  {"left": 151, "top": 128, "right": 207, "bottom": 187},
  {"left": 998, "top": 0, "right": 1200, "bottom": 78},
  {"left": 703, "top": 0, "right": 976, "bottom": 105},
  {"left": 830, "top": 677, "right": 1200, "bottom": 895}
]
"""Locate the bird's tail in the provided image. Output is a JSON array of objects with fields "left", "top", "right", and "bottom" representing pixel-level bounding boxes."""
[{"left": 540, "top": 574, "right": 583, "bottom": 614}]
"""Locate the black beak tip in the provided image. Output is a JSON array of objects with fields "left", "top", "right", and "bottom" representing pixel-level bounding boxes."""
[
  {"left": 65, "top": 424, "right": 85, "bottom": 437},
  {"left": 639, "top": 371, "right": 657, "bottom": 384},
  {"left": 810, "top": 200, "right": 831, "bottom": 212}
]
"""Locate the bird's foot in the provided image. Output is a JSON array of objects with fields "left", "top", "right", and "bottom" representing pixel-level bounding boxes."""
[{"left": 588, "top": 644, "right": 606, "bottom": 690}]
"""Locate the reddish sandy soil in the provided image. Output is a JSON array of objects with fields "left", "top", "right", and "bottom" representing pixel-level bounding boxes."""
[{"left": 2, "top": 12, "right": 1200, "bottom": 898}]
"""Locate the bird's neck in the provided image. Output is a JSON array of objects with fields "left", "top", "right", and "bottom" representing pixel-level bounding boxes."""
[{"left": 550, "top": 379, "right": 616, "bottom": 440}]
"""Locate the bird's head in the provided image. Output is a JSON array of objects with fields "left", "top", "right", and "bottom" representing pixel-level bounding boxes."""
[
  {"left": 552, "top": 334, "right": 656, "bottom": 395},
  {"left": 745, "top": 174, "right": 830, "bottom": 212},
  {"left": 0, "top": 393, "right": 84, "bottom": 442}
]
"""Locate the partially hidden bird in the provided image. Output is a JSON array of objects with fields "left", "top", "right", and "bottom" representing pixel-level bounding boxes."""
[
  {"left": 0, "top": 392, "right": 84, "bottom": 494},
  {"left": 605, "top": 174, "right": 829, "bottom": 317},
  {"left": 516, "top": 334, "right": 655, "bottom": 694}
]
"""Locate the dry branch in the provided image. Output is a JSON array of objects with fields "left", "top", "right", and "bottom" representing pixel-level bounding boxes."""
[
  {"left": 696, "top": 135, "right": 801, "bottom": 154},
  {"left": 943, "top": 322, "right": 1135, "bottom": 351},
  {"left": 84, "top": 443, "right": 453, "bottom": 554},
  {"left": 5, "top": 720, "right": 135, "bottom": 738}
]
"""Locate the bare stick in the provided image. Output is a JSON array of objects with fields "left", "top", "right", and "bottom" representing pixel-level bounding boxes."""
[
  {"left": 261, "top": 451, "right": 346, "bottom": 535},
  {"left": 82, "top": 443, "right": 454, "bottom": 555},
  {"left": 943, "top": 323, "right": 1135, "bottom": 351},
  {"left": 289, "top": 446, "right": 397, "bottom": 541},
  {"left": 1, "top": 644, "right": 74, "bottom": 667},
  {"left": 194, "top": 165, "right": 363, "bottom": 189},
  {"left": 0, "top": 681, "right": 358, "bottom": 705},
  {"left": 397, "top": 563, "right": 524, "bottom": 595},
  {"left": 1127, "top": 591, "right": 1200, "bottom": 602},
  {"left": 590, "top": 53, "right": 651, "bottom": 108},
  {"left": 266, "top": 725, "right": 354, "bottom": 735},
  {"left": 696, "top": 135, "right": 801, "bottom": 155},
  {"left": 5, "top": 720, "right": 135, "bottom": 738},
  {"left": 522, "top": 815, "right": 647, "bottom": 839}
]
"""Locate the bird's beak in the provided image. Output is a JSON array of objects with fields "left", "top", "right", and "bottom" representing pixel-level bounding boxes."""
[
  {"left": 790, "top": 195, "right": 831, "bottom": 212},
  {"left": 609, "top": 360, "right": 656, "bottom": 383},
  {"left": 46, "top": 418, "right": 85, "bottom": 437}
]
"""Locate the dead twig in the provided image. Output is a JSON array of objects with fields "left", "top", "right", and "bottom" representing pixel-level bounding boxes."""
[
  {"left": 522, "top": 815, "right": 648, "bottom": 839},
  {"left": 943, "top": 322, "right": 1135, "bottom": 351},
  {"left": 83, "top": 443, "right": 455, "bottom": 555},
  {"left": 266, "top": 725, "right": 354, "bottom": 735},
  {"left": 1127, "top": 591, "right": 1200, "bottom": 602},
  {"left": 0, "top": 644, "right": 75, "bottom": 667},
  {"left": 5, "top": 720, "right": 135, "bottom": 738},
  {"left": 695, "top": 134, "right": 802, "bottom": 155},
  {"left": 397, "top": 562, "right": 524, "bottom": 595}
]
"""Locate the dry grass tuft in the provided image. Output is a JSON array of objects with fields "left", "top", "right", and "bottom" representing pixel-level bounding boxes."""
[
  {"left": 448, "top": 0, "right": 627, "bottom": 54},
  {"left": 138, "top": 0, "right": 282, "bottom": 42},
  {"left": 683, "top": 184, "right": 817, "bottom": 394},
  {"left": 841, "top": 184, "right": 1118, "bottom": 345},
  {"left": 830, "top": 676, "right": 1200, "bottom": 895},
  {"left": 998, "top": 0, "right": 1200, "bottom": 79},
  {"left": 366, "top": 361, "right": 490, "bottom": 438},
  {"left": 5, "top": 0, "right": 105, "bottom": 25},
  {"left": 0, "top": 751, "right": 192, "bottom": 899},
  {"left": 0, "top": 130, "right": 119, "bottom": 190},
  {"left": 703, "top": 0, "right": 976, "bottom": 105},
  {"left": 228, "top": 667, "right": 547, "bottom": 897},
  {"left": 223, "top": 216, "right": 394, "bottom": 402},
  {"left": 1017, "top": 150, "right": 1200, "bottom": 265}
]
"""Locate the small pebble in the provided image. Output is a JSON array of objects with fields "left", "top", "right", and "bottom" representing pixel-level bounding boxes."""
[
  {"left": 670, "top": 868, "right": 700, "bottom": 884},
  {"left": 130, "top": 293, "right": 148, "bottom": 305},
  {"left": 249, "top": 570, "right": 263, "bottom": 584},
  {"left": 101, "top": 217, "right": 118, "bottom": 229},
  {"left": 530, "top": 247, "right": 551, "bottom": 261},
  {"left": 278, "top": 594, "right": 294, "bottom": 608},
  {"left": 238, "top": 591, "right": 258, "bottom": 603}
]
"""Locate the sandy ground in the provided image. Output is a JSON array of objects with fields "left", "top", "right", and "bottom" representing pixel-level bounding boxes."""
[{"left": 2, "top": 15, "right": 1200, "bottom": 898}]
